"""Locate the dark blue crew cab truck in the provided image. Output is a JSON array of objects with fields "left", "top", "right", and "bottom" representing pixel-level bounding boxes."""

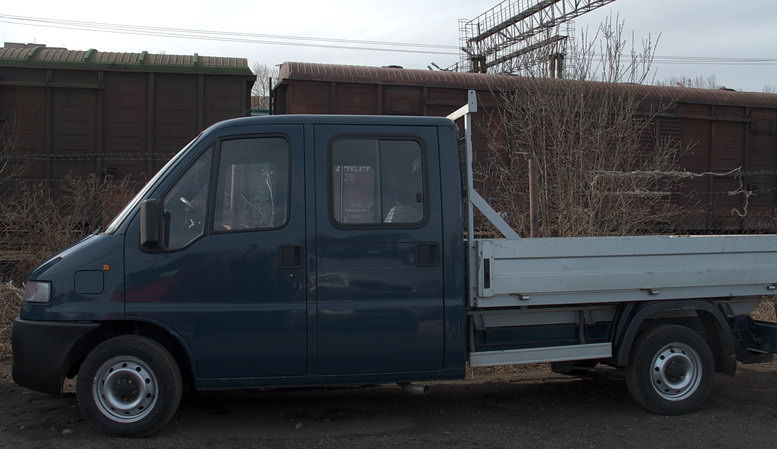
[{"left": 12, "top": 100, "right": 777, "bottom": 436}]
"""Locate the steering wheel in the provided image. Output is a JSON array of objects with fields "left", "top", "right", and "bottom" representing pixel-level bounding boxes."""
[
  {"left": 175, "top": 196, "right": 205, "bottom": 230},
  {"left": 179, "top": 196, "right": 196, "bottom": 210}
]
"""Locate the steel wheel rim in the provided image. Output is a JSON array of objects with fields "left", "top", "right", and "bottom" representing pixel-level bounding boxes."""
[
  {"left": 650, "top": 342, "right": 702, "bottom": 401},
  {"left": 92, "top": 356, "right": 158, "bottom": 423}
]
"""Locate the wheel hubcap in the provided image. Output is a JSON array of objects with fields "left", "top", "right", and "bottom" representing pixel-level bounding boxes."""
[
  {"left": 650, "top": 342, "right": 702, "bottom": 401},
  {"left": 92, "top": 356, "right": 158, "bottom": 423}
]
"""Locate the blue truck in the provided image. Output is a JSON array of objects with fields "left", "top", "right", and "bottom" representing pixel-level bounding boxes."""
[{"left": 12, "top": 93, "right": 777, "bottom": 436}]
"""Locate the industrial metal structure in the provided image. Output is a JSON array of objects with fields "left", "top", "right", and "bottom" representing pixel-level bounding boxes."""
[
  {"left": 274, "top": 62, "right": 777, "bottom": 234},
  {"left": 0, "top": 42, "right": 254, "bottom": 186},
  {"left": 458, "top": 0, "right": 617, "bottom": 75}
]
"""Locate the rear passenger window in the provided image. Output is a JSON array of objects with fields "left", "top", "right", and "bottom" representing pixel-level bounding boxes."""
[
  {"left": 331, "top": 138, "right": 425, "bottom": 226},
  {"left": 214, "top": 137, "right": 290, "bottom": 231}
]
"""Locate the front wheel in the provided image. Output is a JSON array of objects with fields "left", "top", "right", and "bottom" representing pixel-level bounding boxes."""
[
  {"left": 625, "top": 324, "right": 714, "bottom": 415},
  {"left": 76, "top": 335, "right": 182, "bottom": 437}
]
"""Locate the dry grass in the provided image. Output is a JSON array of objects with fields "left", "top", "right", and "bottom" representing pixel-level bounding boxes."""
[
  {"left": 0, "top": 281, "right": 23, "bottom": 353},
  {"left": 750, "top": 299, "right": 777, "bottom": 323}
]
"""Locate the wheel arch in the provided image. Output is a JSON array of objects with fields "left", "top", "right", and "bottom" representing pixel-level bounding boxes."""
[
  {"left": 612, "top": 299, "right": 736, "bottom": 375},
  {"left": 65, "top": 319, "right": 197, "bottom": 389}
]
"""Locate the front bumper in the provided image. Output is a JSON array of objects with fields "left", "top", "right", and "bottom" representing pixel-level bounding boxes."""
[{"left": 12, "top": 318, "right": 98, "bottom": 394}]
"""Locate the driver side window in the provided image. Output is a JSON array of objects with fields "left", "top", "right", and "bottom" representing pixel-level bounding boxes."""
[{"left": 163, "top": 147, "right": 213, "bottom": 250}]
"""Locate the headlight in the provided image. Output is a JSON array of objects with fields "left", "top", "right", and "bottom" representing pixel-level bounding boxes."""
[{"left": 23, "top": 281, "right": 52, "bottom": 303}]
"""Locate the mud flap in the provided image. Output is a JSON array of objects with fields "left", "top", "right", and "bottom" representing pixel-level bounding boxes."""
[{"left": 732, "top": 317, "right": 777, "bottom": 364}]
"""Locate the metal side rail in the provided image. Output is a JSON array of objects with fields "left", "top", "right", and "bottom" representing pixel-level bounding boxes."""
[
  {"left": 470, "top": 343, "right": 612, "bottom": 367},
  {"left": 475, "top": 235, "right": 777, "bottom": 308}
]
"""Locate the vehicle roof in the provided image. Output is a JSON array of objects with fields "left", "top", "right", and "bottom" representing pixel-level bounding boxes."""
[
  {"left": 0, "top": 42, "right": 253, "bottom": 76},
  {"left": 279, "top": 62, "right": 777, "bottom": 109},
  {"left": 207, "top": 114, "right": 455, "bottom": 132}
]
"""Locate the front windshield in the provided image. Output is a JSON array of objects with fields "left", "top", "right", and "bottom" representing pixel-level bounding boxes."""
[{"left": 104, "top": 134, "right": 203, "bottom": 234}]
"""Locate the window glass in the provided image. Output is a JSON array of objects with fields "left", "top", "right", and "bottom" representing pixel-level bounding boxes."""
[
  {"left": 163, "top": 147, "right": 212, "bottom": 249},
  {"left": 331, "top": 139, "right": 424, "bottom": 225},
  {"left": 214, "top": 137, "right": 289, "bottom": 231}
]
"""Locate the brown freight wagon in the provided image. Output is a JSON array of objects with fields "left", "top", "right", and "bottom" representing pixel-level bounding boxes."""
[
  {"left": 0, "top": 42, "right": 254, "bottom": 186},
  {"left": 273, "top": 62, "right": 777, "bottom": 234}
]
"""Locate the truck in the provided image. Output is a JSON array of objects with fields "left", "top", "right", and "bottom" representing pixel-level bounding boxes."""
[{"left": 12, "top": 92, "right": 777, "bottom": 436}]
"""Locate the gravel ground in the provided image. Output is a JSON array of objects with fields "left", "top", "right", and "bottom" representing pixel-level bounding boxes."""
[{"left": 1, "top": 357, "right": 776, "bottom": 449}]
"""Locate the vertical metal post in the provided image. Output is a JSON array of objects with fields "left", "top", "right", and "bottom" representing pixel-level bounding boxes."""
[
  {"left": 377, "top": 85, "right": 383, "bottom": 114},
  {"left": 96, "top": 71, "right": 104, "bottom": 178},
  {"left": 329, "top": 82, "right": 336, "bottom": 113},
  {"left": 464, "top": 102, "right": 477, "bottom": 305},
  {"left": 708, "top": 109, "right": 715, "bottom": 231},
  {"left": 743, "top": 107, "right": 750, "bottom": 230},
  {"left": 547, "top": 56, "right": 556, "bottom": 79},
  {"left": 197, "top": 74, "right": 204, "bottom": 130},
  {"left": 268, "top": 76, "right": 273, "bottom": 115},
  {"left": 529, "top": 158, "right": 540, "bottom": 237},
  {"left": 556, "top": 54, "right": 564, "bottom": 79},
  {"left": 44, "top": 69, "right": 53, "bottom": 188},
  {"left": 146, "top": 73, "right": 155, "bottom": 173}
]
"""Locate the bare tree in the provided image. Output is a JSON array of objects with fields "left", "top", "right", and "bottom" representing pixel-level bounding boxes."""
[
  {"left": 582, "top": 12, "right": 660, "bottom": 84},
  {"left": 0, "top": 121, "right": 25, "bottom": 191},
  {"left": 1, "top": 174, "right": 135, "bottom": 282},
  {"left": 658, "top": 74, "right": 722, "bottom": 89},
  {"left": 251, "top": 62, "right": 279, "bottom": 110},
  {"left": 476, "top": 16, "right": 684, "bottom": 238},
  {"left": 503, "top": 13, "right": 660, "bottom": 84}
]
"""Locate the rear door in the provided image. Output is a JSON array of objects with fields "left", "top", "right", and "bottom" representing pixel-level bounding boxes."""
[{"left": 314, "top": 124, "right": 445, "bottom": 375}]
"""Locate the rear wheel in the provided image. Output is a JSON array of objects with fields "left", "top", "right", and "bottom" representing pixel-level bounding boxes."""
[
  {"left": 76, "top": 335, "right": 182, "bottom": 437},
  {"left": 625, "top": 324, "right": 713, "bottom": 415}
]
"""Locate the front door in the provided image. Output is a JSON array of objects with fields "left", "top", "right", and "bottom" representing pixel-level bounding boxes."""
[
  {"left": 124, "top": 124, "right": 307, "bottom": 380},
  {"left": 314, "top": 125, "right": 446, "bottom": 375}
]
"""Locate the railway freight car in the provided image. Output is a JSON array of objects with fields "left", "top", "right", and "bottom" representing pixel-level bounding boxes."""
[
  {"left": 272, "top": 62, "right": 777, "bottom": 234},
  {"left": 0, "top": 42, "right": 254, "bottom": 186}
]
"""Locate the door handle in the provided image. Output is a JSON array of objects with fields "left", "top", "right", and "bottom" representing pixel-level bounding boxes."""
[
  {"left": 281, "top": 245, "right": 303, "bottom": 268},
  {"left": 416, "top": 243, "right": 439, "bottom": 267}
]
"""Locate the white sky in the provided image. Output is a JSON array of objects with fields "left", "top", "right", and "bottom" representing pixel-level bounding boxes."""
[{"left": 1, "top": 0, "right": 775, "bottom": 92}]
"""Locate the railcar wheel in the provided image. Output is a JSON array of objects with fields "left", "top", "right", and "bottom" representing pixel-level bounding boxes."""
[
  {"left": 625, "top": 324, "right": 714, "bottom": 415},
  {"left": 76, "top": 335, "right": 182, "bottom": 437}
]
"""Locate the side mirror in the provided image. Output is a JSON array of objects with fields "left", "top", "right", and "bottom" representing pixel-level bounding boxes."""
[{"left": 140, "top": 199, "right": 162, "bottom": 248}]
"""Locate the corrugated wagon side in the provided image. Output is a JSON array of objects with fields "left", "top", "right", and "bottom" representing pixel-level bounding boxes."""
[{"left": 0, "top": 43, "right": 255, "bottom": 186}]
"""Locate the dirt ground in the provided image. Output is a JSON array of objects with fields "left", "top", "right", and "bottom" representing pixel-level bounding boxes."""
[{"left": 0, "top": 357, "right": 775, "bottom": 449}]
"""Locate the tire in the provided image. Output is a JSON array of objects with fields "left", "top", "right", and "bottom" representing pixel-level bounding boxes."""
[
  {"left": 76, "top": 335, "right": 182, "bottom": 437},
  {"left": 625, "top": 324, "right": 714, "bottom": 415}
]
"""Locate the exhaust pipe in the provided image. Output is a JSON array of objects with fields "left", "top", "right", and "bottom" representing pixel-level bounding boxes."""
[{"left": 398, "top": 382, "right": 429, "bottom": 396}]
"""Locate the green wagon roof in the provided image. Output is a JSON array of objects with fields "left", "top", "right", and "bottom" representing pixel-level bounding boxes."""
[{"left": 0, "top": 42, "right": 254, "bottom": 76}]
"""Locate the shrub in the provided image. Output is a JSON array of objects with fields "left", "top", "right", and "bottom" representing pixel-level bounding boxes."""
[
  {"left": 0, "top": 174, "right": 138, "bottom": 282},
  {"left": 0, "top": 282, "right": 23, "bottom": 353}
]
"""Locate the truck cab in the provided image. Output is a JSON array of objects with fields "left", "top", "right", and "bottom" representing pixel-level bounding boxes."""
[{"left": 13, "top": 115, "right": 466, "bottom": 435}]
